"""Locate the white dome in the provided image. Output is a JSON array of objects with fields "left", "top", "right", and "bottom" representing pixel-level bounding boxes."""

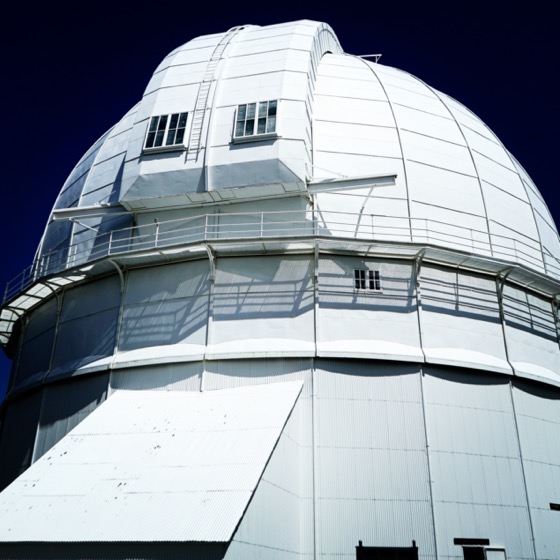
[{"left": 36, "top": 21, "right": 560, "bottom": 281}]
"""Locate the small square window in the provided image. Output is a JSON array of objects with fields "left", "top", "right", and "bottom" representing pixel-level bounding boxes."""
[
  {"left": 234, "top": 100, "right": 277, "bottom": 140},
  {"left": 144, "top": 112, "right": 188, "bottom": 150},
  {"left": 354, "top": 269, "right": 381, "bottom": 291}
]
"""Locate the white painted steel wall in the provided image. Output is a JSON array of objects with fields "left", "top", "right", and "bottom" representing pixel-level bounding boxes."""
[
  {"left": 317, "top": 257, "right": 422, "bottom": 361},
  {"left": 314, "top": 360, "right": 436, "bottom": 559},
  {"left": 210, "top": 255, "right": 315, "bottom": 358},
  {"left": 503, "top": 284, "right": 560, "bottom": 383},
  {"left": 423, "top": 369, "right": 536, "bottom": 560},
  {"left": 33, "top": 373, "right": 108, "bottom": 461},
  {"left": 2, "top": 18, "right": 560, "bottom": 560},
  {"left": 49, "top": 275, "right": 120, "bottom": 378},
  {"left": 121, "top": 260, "right": 210, "bottom": 352},
  {"left": 512, "top": 381, "right": 560, "bottom": 560},
  {"left": 9, "top": 255, "right": 560, "bottom": 391},
  {"left": 1, "top": 358, "right": 560, "bottom": 558},
  {"left": 420, "top": 265, "right": 510, "bottom": 374}
]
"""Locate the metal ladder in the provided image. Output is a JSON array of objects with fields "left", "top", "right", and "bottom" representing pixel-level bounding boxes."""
[{"left": 188, "top": 26, "right": 243, "bottom": 158}]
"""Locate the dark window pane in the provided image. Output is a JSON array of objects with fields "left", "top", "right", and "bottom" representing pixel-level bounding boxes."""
[
  {"left": 145, "top": 132, "right": 156, "bottom": 148},
  {"left": 169, "top": 114, "right": 179, "bottom": 129},
  {"left": 267, "top": 115, "right": 276, "bottom": 133},
  {"left": 157, "top": 115, "right": 168, "bottom": 131},
  {"left": 178, "top": 113, "right": 188, "bottom": 127},
  {"left": 247, "top": 103, "right": 256, "bottom": 119},
  {"left": 166, "top": 129, "right": 177, "bottom": 145},
  {"left": 238, "top": 105, "right": 247, "bottom": 120},
  {"left": 155, "top": 130, "right": 165, "bottom": 147},
  {"left": 245, "top": 119, "right": 255, "bottom": 135},
  {"left": 257, "top": 118, "right": 266, "bottom": 134},
  {"left": 175, "top": 128, "right": 185, "bottom": 144},
  {"left": 235, "top": 121, "right": 245, "bottom": 137},
  {"left": 258, "top": 102, "right": 268, "bottom": 117},
  {"left": 149, "top": 117, "right": 159, "bottom": 132},
  {"left": 268, "top": 100, "right": 277, "bottom": 116}
]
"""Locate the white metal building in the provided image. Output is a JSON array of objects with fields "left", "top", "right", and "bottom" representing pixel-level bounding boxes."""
[{"left": 0, "top": 20, "right": 559, "bottom": 560}]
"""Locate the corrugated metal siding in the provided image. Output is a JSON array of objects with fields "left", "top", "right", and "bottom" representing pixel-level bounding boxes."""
[
  {"left": 120, "top": 295, "right": 208, "bottom": 349},
  {"left": 503, "top": 284, "right": 560, "bottom": 383},
  {"left": 0, "top": 382, "right": 303, "bottom": 543},
  {"left": 512, "top": 380, "right": 560, "bottom": 560},
  {"left": 33, "top": 372, "right": 109, "bottom": 461},
  {"left": 228, "top": 398, "right": 305, "bottom": 559},
  {"left": 207, "top": 358, "right": 314, "bottom": 559},
  {"left": 213, "top": 255, "right": 313, "bottom": 296},
  {"left": 110, "top": 362, "right": 202, "bottom": 392},
  {"left": 205, "top": 358, "right": 314, "bottom": 493},
  {"left": 120, "top": 261, "right": 210, "bottom": 351},
  {"left": 50, "top": 276, "right": 120, "bottom": 377},
  {"left": 313, "top": 360, "right": 435, "bottom": 559},
  {"left": 423, "top": 367, "right": 534, "bottom": 560},
  {"left": 420, "top": 265, "right": 510, "bottom": 372},
  {"left": 14, "top": 296, "right": 57, "bottom": 387},
  {"left": 211, "top": 256, "right": 314, "bottom": 349},
  {"left": 318, "top": 257, "right": 421, "bottom": 359},
  {"left": 204, "top": 358, "right": 313, "bottom": 398},
  {"left": 124, "top": 260, "right": 210, "bottom": 304}
]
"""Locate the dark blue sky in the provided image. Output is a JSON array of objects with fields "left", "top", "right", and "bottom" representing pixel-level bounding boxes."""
[{"left": 1, "top": 0, "right": 558, "bottom": 400}]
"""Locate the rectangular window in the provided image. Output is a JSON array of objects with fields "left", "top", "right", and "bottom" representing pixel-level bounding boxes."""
[
  {"left": 145, "top": 112, "right": 188, "bottom": 150},
  {"left": 234, "top": 100, "right": 277, "bottom": 139},
  {"left": 354, "top": 269, "right": 381, "bottom": 291}
]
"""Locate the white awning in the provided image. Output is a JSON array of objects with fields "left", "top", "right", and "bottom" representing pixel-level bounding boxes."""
[{"left": 0, "top": 381, "right": 303, "bottom": 542}]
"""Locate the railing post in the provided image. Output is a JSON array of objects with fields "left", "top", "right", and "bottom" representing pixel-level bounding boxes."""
[
  {"left": 260, "top": 212, "right": 264, "bottom": 238},
  {"left": 204, "top": 214, "right": 208, "bottom": 239},
  {"left": 108, "top": 230, "right": 113, "bottom": 255},
  {"left": 313, "top": 204, "right": 317, "bottom": 237},
  {"left": 154, "top": 219, "right": 159, "bottom": 247}
]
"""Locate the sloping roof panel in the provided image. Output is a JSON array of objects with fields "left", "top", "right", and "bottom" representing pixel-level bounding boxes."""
[{"left": 0, "top": 381, "right": 303, "bottom": 542}]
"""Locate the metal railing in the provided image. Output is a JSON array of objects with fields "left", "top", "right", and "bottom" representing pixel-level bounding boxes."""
[{"left": 3, "top": 209, "right": 560, "bottom": 305}]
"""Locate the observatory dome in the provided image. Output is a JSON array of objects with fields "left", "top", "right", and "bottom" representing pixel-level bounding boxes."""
[
  {"left": 37, "top": 21, "right": 560, "bottom": 280},
  {"left": 1, "top": 20, "right": 560, "bottom": 560}
]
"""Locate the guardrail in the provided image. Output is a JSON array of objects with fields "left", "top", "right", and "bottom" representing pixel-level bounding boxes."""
[{"left": 3, "top": 209, "right": 560, "bottom": 305}]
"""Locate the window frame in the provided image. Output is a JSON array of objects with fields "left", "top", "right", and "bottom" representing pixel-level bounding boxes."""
[
  {"left": 232, "top": 100, "right": 278, "bottom": 143},
  {"left": 143, "top": 112, "right": 189, "bottom": 153},
  {"left": 354, "top": 269, "right": 382, "bottom": 292}
]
